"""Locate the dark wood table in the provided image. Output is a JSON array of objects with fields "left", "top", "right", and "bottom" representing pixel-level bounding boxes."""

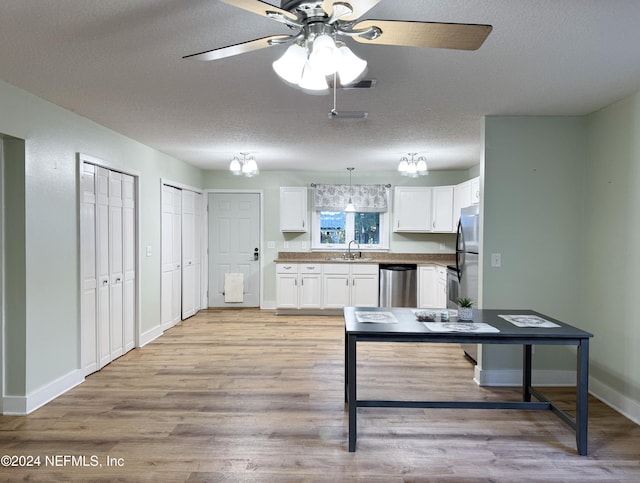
[{"left": 344, "top": 307, "right": 593, "bottom": 454}]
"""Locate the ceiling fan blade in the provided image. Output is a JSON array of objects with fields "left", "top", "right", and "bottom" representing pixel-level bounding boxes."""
[
  {"left": 183, "top": 34, "right": 291, "bottom": 61},
  {"left": 352, "top": 20, "right": 492, "bottom": 50},
  {"left": 322, "top": 0, "right": 381, "bottom": 21},
  {"left": 220, "top": 0, "right": 299, "bottom": 22}
]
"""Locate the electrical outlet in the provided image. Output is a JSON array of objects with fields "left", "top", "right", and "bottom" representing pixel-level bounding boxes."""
[
  {"left": 146, "top": 245, "right": 152, "bottom": 257},
  {"left": 283, "top": 242, "right": 289, "bottom": 249},
  {"left": 301, "top": 241, "right": 307, "bottom": 250},
  {"left": 491, "top": 253, "right": 502, "bottom": 268}
]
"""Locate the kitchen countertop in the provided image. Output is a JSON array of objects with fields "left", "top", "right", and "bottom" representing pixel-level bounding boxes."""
[{"left": 274, "top": 251, "right": 455, "bottom": 266}]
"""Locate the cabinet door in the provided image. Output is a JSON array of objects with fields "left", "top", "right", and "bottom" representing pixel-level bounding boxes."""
[
  {"left": 350, "top": 273, "right": 379, "bottom": 307},
  {"left": 436, "top": 266, "right": 447, "bottom": 308},
  {"left": 393, "top": 187, "right": 432, "bottom": 232},
  {"left": 323, "top": 273, "right": 350, "bottom": 308},
  {"left": 299, "top": 273, "right": 322, "bottom": 308},
  {"left": 418, "top": 265, "right": 438, "bottom": 308},
  {"left": 280, "top": 187, "right": 308, "bottom": 232},
  {"left": 471, "top": 177, "right": 480, "bottom": 204},
  {"left": 432, "top": 186, "right": 454, "bottom": 232},
  {"left": 276, "top": 272, "right": 299, "bottom": 309}
]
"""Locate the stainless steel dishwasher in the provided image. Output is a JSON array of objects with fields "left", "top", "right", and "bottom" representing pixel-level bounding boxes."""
[{"left": 378, "top": 264, "right": 417, "bottom": 307}]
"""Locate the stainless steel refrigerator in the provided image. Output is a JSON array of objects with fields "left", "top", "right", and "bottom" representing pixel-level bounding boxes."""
[{"left": 456, "top": 204, "right": 480, "bottom": 362}]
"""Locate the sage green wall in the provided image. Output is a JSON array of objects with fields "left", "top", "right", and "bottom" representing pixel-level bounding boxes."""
[
  {"left": 3, "top": 137, "right": 26, "bottom": 395},
  {"left": 0, "top": 80, "right": 203, "bottom": 396},
  {"left": 482, "top": 116, "right": 587, "bottom": 371},
  {"left": 203, "top": 169, "right": 473, "bottom": 305},
  {"left": 584, "top": 91, "right": 640, "bottom": 404}
]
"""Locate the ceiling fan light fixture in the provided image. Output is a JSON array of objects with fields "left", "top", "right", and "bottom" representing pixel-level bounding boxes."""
[
  {"left": 308, "top": 34, "right": 342, "bottom": 76},
  {"left": 336, "top": 45, "right": 367, "bottom": 85},
  {"left": 272, "top": 43, "right": 306, "bottom": 85},
  {"left": 299, "top": 61, "right": 330, "bottom": 92}
]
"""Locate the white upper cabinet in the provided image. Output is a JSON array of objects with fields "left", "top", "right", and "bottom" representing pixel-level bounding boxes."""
[
  {"left": 394, "top": 186, "right": 455, "bottom": 233},
  {"left": 471, "top": 177, "right": 481, "bottom": 205},
  {"left": 432, "top": 186, "right": 454, "bottom": 233},
  {"left": 280, "top": 187, "right": 308, "bottom": 232},
  {"left": 453, "top": 177, "right": 480, "bottom": 224},
  {"left": 393, "top": 187, "right": 433, "bottom": 232}
]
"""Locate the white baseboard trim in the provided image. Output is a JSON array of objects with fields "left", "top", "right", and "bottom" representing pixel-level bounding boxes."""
[
  {"left": 474, "top": 367, "right": 576, "bottom": 387},
  {"left": 3, "top": 369, "right": 84, "bottom": 415},
  {"left": 475, "top": 368, "right": 640, "bottom": 425},
  {"left": 139, "top": 324, "right": 164, "bottom": 347},
  {"left": 590, "top": 376, "right": 640, "bottom": 425}
]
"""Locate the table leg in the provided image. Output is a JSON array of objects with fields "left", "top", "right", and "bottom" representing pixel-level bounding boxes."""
[
  {"left": 522, "top": 344, "right": 532, "bottom": 402},
  {"left": 576, "top": 339, "right": 589, "bottom": 455},
  {"left": 344, "top": 328, "right": 347, "bottom": 403},
  {"left": 348, "top": 334, "right": 357, "bottom": 452}
]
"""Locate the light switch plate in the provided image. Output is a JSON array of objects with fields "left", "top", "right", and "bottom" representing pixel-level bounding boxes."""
[{"left": 491, "top": 253, "right": 502, "bottom": 268}]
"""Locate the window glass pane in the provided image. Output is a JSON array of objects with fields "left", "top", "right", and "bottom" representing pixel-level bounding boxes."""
[
  {"left": 354, "top": 212, "right": 380, "bottom": 245},
  {"left": 319, "top": 211, "right": 346, "bottom": 245}
]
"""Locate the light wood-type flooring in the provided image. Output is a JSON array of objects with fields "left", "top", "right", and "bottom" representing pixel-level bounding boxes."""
[{"left": 1, "top": 308, "right": 639, "bottom": 482}]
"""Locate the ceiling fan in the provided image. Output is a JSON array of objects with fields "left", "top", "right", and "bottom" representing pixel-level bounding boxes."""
[{"left": 184, "top": 0, "right": 492, "bottom": 93}]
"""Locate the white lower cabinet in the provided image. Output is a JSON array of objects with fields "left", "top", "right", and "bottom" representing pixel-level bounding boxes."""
[
  {"left": 322, "top": 263, "right": 379, "bottom": 308},
  {"left": 418, "top": 264, "right": 447, "bottom": 309},
  {"left": 277, "top": 262, "right": 379, "bottom": 309},
  {"left": 276, "top": 263, "right": 322, "bottom": 309}
]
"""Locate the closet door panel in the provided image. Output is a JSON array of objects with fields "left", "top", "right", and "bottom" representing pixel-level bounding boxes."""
[
  {"left": 96, "top": 167, "right": 111, "bottom": 369},
  {"left": 181, "top": 190, "right": 196, "bottom": 319},
  {"left": 122, "top": 174, "right": 136, "bottom": 352},
  {"left": 109, "top": 172, "right": 124, "bottom": 359},
  {"left": 81, "top": 163, "right": 98, "bottom": 375}
]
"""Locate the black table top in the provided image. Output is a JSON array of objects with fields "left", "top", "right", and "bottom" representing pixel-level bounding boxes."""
[{"left": 344, "top": 307, "right": 593, "bottom": 341}]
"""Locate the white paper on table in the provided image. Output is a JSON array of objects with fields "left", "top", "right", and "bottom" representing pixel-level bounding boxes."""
[
  {"left": 423, "top": 322, "right": 499, "bottom": 333},
  {"left": 499, "top": 314, "right": 560, "bottom": 328},
  {"left": 355, "top": 311, "right": 398, "bottom": 324}
]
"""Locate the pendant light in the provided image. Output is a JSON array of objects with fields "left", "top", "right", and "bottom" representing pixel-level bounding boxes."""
[{"left": 345, "top": 167, "right": 356, "bottom": 212}]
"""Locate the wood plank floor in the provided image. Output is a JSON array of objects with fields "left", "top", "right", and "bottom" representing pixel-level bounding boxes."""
[{"left": 1, "top": 308, "right": 639, "bottom": 482}]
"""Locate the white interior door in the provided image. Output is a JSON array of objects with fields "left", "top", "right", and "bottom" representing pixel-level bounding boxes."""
[
  {"left": 208, "top": 192, "right": 260, "bottom": 307},
  {"left": 161, "top": 185, "right": 181, "bottom": 329}
]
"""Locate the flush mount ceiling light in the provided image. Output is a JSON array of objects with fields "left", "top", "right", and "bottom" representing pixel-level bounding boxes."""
[
  {"left": 184, "top": 1, "right": 492, "bottom": 95},
  {"left": 229, "top": 152, "right": 259, "bottom": 177},
  {"left": 398, "top": 153, "right": 428, "bottom": 177}
]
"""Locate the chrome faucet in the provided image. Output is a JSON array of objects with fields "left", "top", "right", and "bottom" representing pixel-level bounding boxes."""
[{"left": 347, "top": 239, "right": 360, "bottom": 259}]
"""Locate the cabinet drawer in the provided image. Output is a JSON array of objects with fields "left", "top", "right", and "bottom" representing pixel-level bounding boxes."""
[
  {"left": 322, "top": 263, "right": 350, "bottom": 275},
  {"left": 299, "top": 264, "right": 322, "bottom": 274},
  {"left": 276, "top": 264, "right": 298, "bottom": 274},
  {"left": 350, "top": 263, "right": 379, "bottom": 275}
]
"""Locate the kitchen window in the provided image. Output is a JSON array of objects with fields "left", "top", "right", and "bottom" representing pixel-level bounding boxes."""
[{"left": 311, "top": 184, "right": 390, "bottom": 250}]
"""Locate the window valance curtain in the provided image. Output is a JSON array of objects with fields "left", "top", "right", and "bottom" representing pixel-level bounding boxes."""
[{"left": 313, "top": 184, "right": 388, "bottom": 212}]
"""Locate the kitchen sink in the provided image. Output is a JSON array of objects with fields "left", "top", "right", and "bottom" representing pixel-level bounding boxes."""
[{"left": 324, "top": 257, "right": 374, "bottom": 262}]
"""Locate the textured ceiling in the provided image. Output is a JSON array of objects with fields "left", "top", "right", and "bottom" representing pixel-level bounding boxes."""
[{"left": 2, "top": 1, "right": 640, "bottom": 173}]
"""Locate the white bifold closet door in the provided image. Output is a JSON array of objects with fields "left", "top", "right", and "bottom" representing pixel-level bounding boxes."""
[
  {"left": 181, "top": 190, "right": 202, "bottom": 319},
  {"left": 162, "top": 185, "right": 202, "bottom": 325},
  {"left": 161, "top": 185, "right": 182, "bottom": 329},
  {"left": 81, "top": 163, "right": 136, "bottom": 376}
]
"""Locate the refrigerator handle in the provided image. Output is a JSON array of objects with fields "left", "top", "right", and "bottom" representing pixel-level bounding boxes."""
[{"left": 455, "top": 218, "right": 462, "bottom": 283}]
